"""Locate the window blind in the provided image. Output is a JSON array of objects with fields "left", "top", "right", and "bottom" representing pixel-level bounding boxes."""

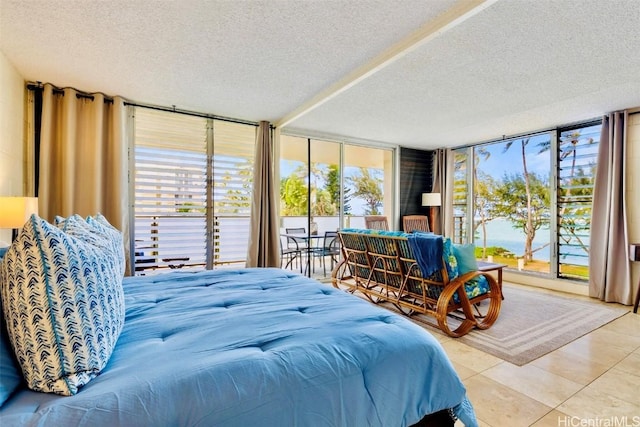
[
  {"left": 556, "top": 123, "right": 600, "bottom": 279},
  {"left": 132, "top": 107, "right": 256, "bottom": 274}
]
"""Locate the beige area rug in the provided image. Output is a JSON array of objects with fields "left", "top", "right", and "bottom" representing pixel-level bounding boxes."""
[{"left": 358, "top": 285, "right": 629, "bottom": 366}]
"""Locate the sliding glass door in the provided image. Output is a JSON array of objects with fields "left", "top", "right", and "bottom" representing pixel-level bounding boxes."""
[
  {"left": 342, "top": 144, "right": 394, "bottom": 229},
  {"left": 279, "top": 134, "right": 395, "bottom": 277},
  {"left": 279, "top": 135, "right": 341, "bottom": 236}
]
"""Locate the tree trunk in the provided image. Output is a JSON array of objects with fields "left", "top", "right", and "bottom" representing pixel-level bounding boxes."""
[{"left": 521, "top": 141, "right": 534, "bottom": 262}]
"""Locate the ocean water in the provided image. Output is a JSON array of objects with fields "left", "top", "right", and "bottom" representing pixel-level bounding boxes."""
[
  {"left": 477, "top": 218, "right": 588, "bottom": 266},
  {"left": 478, "top": 218, "right": 549, "bottom": 259}
]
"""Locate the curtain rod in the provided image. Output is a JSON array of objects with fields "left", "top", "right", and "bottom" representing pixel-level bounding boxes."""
[
  {"left": 27, "top": 82, "right": 114, "bottom": 103},
  {"left": 124, "top": 100, "right": 262, "bottom": 128},
  {"left": 27, "top": 81, "right": 273, "bottom": 128}
]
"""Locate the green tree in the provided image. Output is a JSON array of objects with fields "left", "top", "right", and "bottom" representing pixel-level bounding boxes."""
[
  {"left": 280, "top": 162, "right": 340, "bottom": 217},
  {"left": 491, "top": 172, "right": 551, "bottom": 262},
  {"left": 326, "top": 164, "right": 351, "bottom": 215},
  {"left": 280, "top": 173, "right": 308, "bottom": 216},
  {"left": 349, "top": 167, "right": 383, "bottom": 215},
  {"left": 502, "top": 137, "right": 553, "bottom": 263},
  {"left": 217, "top": 157, "right": 253, "bottom": 214},
  {"left": 474, "top": 170, "right": 499, "bottom": 258},
  {"left": 472, "top": 146, "right": 497, "bottom": 257}
]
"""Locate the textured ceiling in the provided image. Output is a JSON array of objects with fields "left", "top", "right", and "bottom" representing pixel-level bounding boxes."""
[{"left": 1, "top": 0, "right": 639, "bottom": 150}]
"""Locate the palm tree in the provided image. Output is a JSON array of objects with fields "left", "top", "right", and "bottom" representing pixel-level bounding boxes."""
[
  {"left": 473, "top": 147, "right": 493, "bottom": 258},
  {"left": 502, "top": 137, "right": 552, "bottom": 262}
]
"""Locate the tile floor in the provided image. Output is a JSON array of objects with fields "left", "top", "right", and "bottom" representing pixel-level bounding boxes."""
[{"left": 430, "top": 283, "right": 640, "bottom": 427}]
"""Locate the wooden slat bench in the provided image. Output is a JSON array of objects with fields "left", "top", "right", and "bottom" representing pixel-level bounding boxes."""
[{"left": 331, "top": 230, "right": 502, "bottom": 337}]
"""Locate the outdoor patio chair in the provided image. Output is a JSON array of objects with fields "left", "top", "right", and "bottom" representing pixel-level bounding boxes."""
[
  {"left": 284, "top": 227, "right": 312, "bottom": 272},
  {"left": 285, "top": 227, "right": 310, "bottom": 249},
  {"left": 311, "top": 231, "right": 341, "bottom": 277},
  {"left": 281, "top": 236, "right": 303, "bottom": 273}
]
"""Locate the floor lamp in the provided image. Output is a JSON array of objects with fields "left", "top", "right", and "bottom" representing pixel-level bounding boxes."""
[
  {"left": 0, "top": 197, "right": 39, "bottom": 242},
  {"left": 421, "top": 192, "right": 441, "bottom": 233}
]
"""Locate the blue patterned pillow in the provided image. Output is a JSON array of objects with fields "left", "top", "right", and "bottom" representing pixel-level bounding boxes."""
[
  {"left": 442, "top": 237, "right": 459, "bottom": 280},
  {"left": 56, "top": 214, "right": 125, "bottom": 277},
  {"left": 0, "top": 215, "right": 125, "bottom": 395}
]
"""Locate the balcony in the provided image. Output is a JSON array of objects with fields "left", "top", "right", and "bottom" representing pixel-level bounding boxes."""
[{"left": 133, "top": 215, "right": 371, "bottom": 281}]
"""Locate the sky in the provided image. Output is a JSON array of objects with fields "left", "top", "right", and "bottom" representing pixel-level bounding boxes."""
[{"left": 476, "top": 133, "right": 551, "bottom": 179}]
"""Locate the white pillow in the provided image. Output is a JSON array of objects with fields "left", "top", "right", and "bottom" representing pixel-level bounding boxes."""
[{"left": 0, "top": 214, "right": 125, "bottom": 395}]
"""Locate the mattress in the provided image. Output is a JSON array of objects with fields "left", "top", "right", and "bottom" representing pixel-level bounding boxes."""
[{"left": 0, "top": 268, "right": 476, "bottom": 426}]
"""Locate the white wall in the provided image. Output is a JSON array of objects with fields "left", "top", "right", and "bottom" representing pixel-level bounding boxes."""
[{"left": 0, "top": 50, "right": 26, "bottom": 244}]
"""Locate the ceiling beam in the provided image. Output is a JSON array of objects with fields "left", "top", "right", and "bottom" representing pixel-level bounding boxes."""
[{"left": 275, "top": 0, "right": 499, "bottom": 129}]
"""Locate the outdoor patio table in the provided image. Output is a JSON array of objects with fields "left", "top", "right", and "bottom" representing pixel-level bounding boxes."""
[{"left": 281, "top": 233, "right": 323, "bottom": 277}]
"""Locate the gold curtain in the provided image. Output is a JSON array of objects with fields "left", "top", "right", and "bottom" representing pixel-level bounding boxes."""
[
  {"left": 589, "top": 111, "right": 631, "bottom": 304},
  {"left": 431, "top": 148, "right": 454, "bottom": 237},
  {"left": 37, "top": 83, "right": 129, "bottom": 271},
  {"left": 246, "top": 121, "right": 280, "bottom": 267}
]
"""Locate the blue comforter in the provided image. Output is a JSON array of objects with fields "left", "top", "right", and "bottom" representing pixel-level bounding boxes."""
[{"left": 1, "top": 268, "right": 476, "bottom": 426}]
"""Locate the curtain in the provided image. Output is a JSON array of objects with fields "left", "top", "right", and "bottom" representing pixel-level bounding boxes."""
[
  {"left": 37, "top": 83, "right": 130, "bottom": 271},
  {"left": 431, "top": 148, "right": 455, "bottom": 237},
  {"left": 589, "top": 111, "right": 631, "bottom": 304},
  {"left": 246, "top": 122, "right": 280, "bottom": 267}
]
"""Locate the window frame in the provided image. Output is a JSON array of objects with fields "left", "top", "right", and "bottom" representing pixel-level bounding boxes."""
[
  {"left": 128, "top": 106, "right": 258, "bottom": 274},
  {"left": 453, "top": 118, "right": 601, "bottom": 282}
]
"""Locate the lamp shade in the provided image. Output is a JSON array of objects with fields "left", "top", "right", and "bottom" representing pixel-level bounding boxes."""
[
  {"left": 421, "top": 192, "right": 441, "bottom": 207},
  {"left": 0, "top": 197, "right": 39, "bottom": 229}
]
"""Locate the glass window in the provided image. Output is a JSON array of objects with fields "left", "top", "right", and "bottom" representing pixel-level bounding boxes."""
[
  {"left": 132, "top": 107, "right": 256, "bottom": 274},
  {"left": 211, "top": 121, "right": 257, "bottom": 267},
  {"left": 278, "top": 135, "right": 342, "bottom": 234},
  {"left": 279, "top": 134, "right": 395, "bottom": 278},
  {"left": 133, "top": 108, "right": 208, "bottom": 273},
  {"left": 343, "top": 144, "right": 394, "bottom": 229},
  {"left": 452, "top": 148, "right": 470, "bottom": 244},
  {"left": 557, "top": 123, "right": 600, "bottom": 279},
  {"left": 457, "top": 119, "right": 601, "bottom": 282},
  {"left": 474, "top": 134, "right": 552, "bottom": 273},
  {"left": 280, "top": 136, "right": 394, "bottom": 232}
]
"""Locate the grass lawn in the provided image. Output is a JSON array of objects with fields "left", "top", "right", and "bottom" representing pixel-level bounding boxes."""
[{"left": 476, "top": 246, "right": 588, "bottom": 280}]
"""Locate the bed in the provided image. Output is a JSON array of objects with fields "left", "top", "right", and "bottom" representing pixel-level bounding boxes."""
[{"left": 1, "top": 215, "right": 477, "bottom": 426}]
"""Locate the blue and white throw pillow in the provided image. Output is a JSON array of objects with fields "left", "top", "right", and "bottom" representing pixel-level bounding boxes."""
[
  {"left": 56, "top": 214, "right": 125, "bottom": 277},
  {"left": 0, "top": 214, "right": 125, "bottom": 395}
]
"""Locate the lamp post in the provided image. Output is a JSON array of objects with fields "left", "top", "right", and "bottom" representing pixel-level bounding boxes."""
[
  {"left": 421, "top": 192, "right": 441, "bottom": 233},
  {"left": 0, "top": 197, "right": 39, "bottom": 241}
]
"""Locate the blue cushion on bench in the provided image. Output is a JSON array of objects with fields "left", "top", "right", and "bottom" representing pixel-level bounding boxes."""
[{"left": 453, "top": 243, "right": 478, "bottom": 274}]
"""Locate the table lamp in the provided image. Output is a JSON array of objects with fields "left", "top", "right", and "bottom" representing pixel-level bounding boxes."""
[
  {"left": 0, "top": 197, "right": 39, "bottom": 241},
  {"left": 421, "top": 192, "right": 441, "bottom": 232}
]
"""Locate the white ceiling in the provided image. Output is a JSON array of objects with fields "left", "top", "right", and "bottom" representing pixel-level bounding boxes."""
[{"left": 1, "top": 0, "right": 639, "bottom": 150}]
